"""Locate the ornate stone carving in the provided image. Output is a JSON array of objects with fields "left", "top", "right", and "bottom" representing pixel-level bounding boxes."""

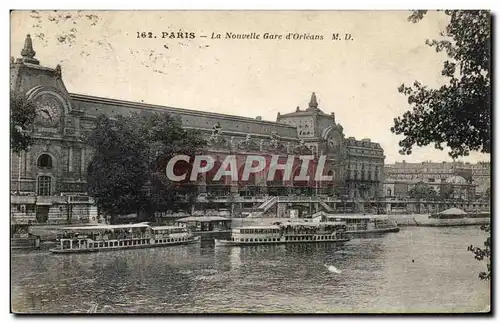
[
  {"left": 237, "top": 134, "right": 260, "bottom": 151},
  {"left": 308, "top": 92, "right": 318, "bottom": 110},
  {"left": 293, "top": 139, "right": 312, "bottom": 155},
  {"left": 270, "top": 131, "right": 280, "bottom": 146},
  {"left": 20, "top": 34, "right": 39, "bottom": 65},
  {"left": 80, "top": 130, "right": 92, "bottom": 140},
  {"left": 55, "top": 64, "right": 62, "bottom": 76},
  {"left": 265, "top": 131, "right": 287, "bottom": 153},
  {"left": 212, "top": 121, "right": 222, "bottom": 135},
  {"left": 208, "top": 122, "right": 228, "bottom": 148}
]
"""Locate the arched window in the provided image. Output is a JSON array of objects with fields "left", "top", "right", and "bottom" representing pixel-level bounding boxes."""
[
  {"left": 37, "top": 154, "right": 53, "bottom": 168},
  {"left": 37, "top": 176, "right": 52, "bottom": 196}
]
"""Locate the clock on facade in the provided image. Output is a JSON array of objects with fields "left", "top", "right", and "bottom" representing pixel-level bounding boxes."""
[{"left": 35, "top": 95, "right": 62, "bottom": 127}]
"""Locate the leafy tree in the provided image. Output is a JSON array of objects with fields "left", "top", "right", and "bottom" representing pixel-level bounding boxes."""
[
  {"left": 136, "top": 111, "right": 206, "bottom": 218},
  {"left": 408, "top": 183, "right": 437, "bottom": 213},
  {"left": 86, "top": 114, "right": 149, "bottom": 221},
  {"left": 391, "top": 10, "right": 491, "bottom": 158},
  {"left": 468, "top": 224, "right": 491, "bottom": 280},
  {"left": 86, "top": 111, "right": 206, "bottom": 223},
  {"left": 408, "top": 183, "right": 437, "bottom": 200},
  {"left": 10, "top": 90, "right": 37, "bottom": 154},
  {"left": 439, "top": 183, "right": 455, "bottom": 200}
]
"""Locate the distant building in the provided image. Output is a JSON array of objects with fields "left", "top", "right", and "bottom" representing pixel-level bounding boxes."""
[
  {"left": 384, "top": 160, "right": 490, "bottom": 200},
  {"left": 383, "top": 175, "right": 475, "bottom": 201}
]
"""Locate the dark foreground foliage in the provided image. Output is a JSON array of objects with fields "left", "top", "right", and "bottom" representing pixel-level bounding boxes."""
[
  {"left": 11, "top": 91, "right": 37, "bottom": 154},
  {"left": 467, "top": 224, "right": 491, "bottom": 280},
  {"left": 392, "top": 10, "right": 491, "bottom": 158}
]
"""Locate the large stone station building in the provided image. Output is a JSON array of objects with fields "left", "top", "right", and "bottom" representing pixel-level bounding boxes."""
[{"left": 11, "top": 34, "right": 387, "bottom": 224}]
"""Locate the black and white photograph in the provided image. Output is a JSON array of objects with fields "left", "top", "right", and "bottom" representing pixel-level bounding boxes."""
[{"left": 9, "top": 9, "right": 491, "bottom": 314}]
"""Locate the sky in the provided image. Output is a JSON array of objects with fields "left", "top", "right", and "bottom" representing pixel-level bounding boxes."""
[{"left": 10, "top": 10, "right": 491, "bottom": 164}]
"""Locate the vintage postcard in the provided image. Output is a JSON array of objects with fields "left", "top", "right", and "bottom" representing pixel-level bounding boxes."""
[{"left": 9, "top": 10, "right": 491, "bottom": 314}]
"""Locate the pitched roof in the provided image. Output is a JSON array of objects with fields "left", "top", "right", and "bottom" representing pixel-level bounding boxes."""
[
  {"left": 177, "top": 216, "right": 231, "bottom": 222},
  {"left": 438, "top": 208, "right": 468, "bottom": 215},
  {"left": 60, "top": 223, "right": 150, "bottom": 230}
]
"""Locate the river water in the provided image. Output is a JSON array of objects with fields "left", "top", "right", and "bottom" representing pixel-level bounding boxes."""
[{"left": 11, "top": 226, "right": 490, "bottom": 313}]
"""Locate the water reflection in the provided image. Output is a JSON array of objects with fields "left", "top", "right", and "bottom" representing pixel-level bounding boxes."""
[
  {"left": 11, "top": 227, "right": 490, "bottom": 313},
  {"left": 229, "top": 247, "right": 241, "bottom": 270}
]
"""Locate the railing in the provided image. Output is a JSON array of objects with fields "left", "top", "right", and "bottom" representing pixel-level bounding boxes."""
[
  {"left": 383, "top": 198, "right": 490, "bottom": 204},
  {"left": 196, "top": 196, "right": 266, "bottom": 203},
  {"left": 276, "top": 196, "right": 319, "bottom": 202},
  {"left": 274, "top": 196, "right": 357, "bottom": 203},
  {"left": 11, "top": 195, "right": 95, "bottom": 205},
  {"left": 10, "top": 195, "right": 36, "bottom": 204},
  {"left": 68, "top": 196, "right": 93, "bottom": 203}
]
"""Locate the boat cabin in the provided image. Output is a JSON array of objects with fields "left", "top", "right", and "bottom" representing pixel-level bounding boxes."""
[
  {"left": 225, "top": 221, "right": 349, "bottom": 244},
  {"left": 176, "top": 216, "right": 232, "bottom": 232},
  {"left": 231, "top": 225, "right": 282, "bottom": 242},
  {"left": 58, "top": 223, "right": 152, "bottom": 240},
  {"left": 317, "top": 221, "right": 348, "bottom": 232},
  {"left": 150, "top": 226, "right": 190, "bottom": 239},
  {"left": 324, "top": 215, "right": 396, "bottom": 230},
  {"left": 51, "top": 222, "right": 198, "bottom": 253},
  {"left": 235, "top": 226, "right": 281, "bottom": 234},
  {"left": 56, "top": 223, "right": 153, "bottom": 251}
]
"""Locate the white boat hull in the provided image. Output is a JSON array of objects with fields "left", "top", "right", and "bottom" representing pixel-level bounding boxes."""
[
  {"left": 214, "top": 237, "right": 349, "bottom": 247},
  {"left": 50, "top": 236, "right": 200, "bottom": 254},
  {"left": 346, "top": 227, "right": 400, "bottom": 237}
]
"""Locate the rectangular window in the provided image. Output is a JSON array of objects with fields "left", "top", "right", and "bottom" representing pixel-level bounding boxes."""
[{"left": 37, "top": 176, "right": 51, "bottom": 196}]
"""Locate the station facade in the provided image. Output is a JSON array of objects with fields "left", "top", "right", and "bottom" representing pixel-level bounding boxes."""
[{"left": 10, "top": 35, "right": 386, "bottom": 223}]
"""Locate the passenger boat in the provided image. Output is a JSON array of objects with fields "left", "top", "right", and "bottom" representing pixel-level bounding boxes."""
[
  {"left": 320, "top": 214, "right": 400, "bottom": 238},
  {"left": 214, "top": 221, "right": 349, "bottom": 247},
  {"left": 414, "top": 208, "right": 490, "bottom": 227},
  {"left": 50, "top": 223, "right": 200, "bottom": 254}
]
